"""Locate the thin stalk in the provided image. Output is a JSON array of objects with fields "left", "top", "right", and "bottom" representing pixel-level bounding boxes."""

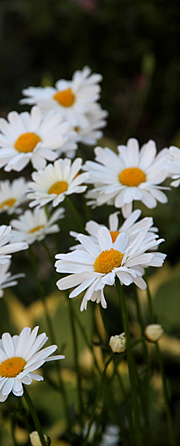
[
  {"left": 133, "top": 285, "right": 151, "bottom": 443},
  {"left": 67, "top": 297, "right": 83, "bottom": 426},
  {"left": 41, "top": 240, "right": 55, "bottom": 265},
  {"left": 72, "top": 306, "right": 101, "bottom": 373},
  {"left": 83, "top": 354, "right": 114, "bottom": 446},
  {"left": 156, "top": 343, "right": 177, "bottom": 446},
  {"left": 115, "top": 278, "right": 142, "bottom": 446},
  {"left": 82, "top": 194, "right": 92, "bottom": 222},
  {"left": 53, "top": 232, "right": 61, "bottom": 254},
  {"left": 28, "top": 246, "right": 56, "bottom": 344},
  {"left": 133, "top": 286, "right": 146, "bottom": 339},
  {"left": 108, "top": 357, "right": 133, "bottom": 446},
  {"left": 65, "top": 196, "right": 84, "bottom": 233},
  {"left": 23, "top": 388, "right": 47, "bottom": 446},
  {"left": 99, "top": 305, "right": 108, "bottom": 343},
  {"left": 144, "top": 273, "right": 176, "bottom": 446},
  {"left": 18, "top": 397, "right": 31, "bottom": 433},
  {"left": 144, "top": 271, "right": 154, "bottom": 322},
  {"left": 93, "top": 305, "right": 106, "bottom": 346},
  {"left": 28, "top": 246, "right": 71, "bottom": 431},
  {"left": 0, "top": 309, "right": 4, "bottom": 336},
  {"left": 9, "top": 411, "right": 18, "bottom": 446},
  {"left": 114, "top": 364, "right": 134, "bottom": 436}
]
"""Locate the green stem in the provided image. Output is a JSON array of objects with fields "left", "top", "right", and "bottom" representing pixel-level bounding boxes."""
[
  {"left": 114, "top": 363, "right": 134, "bottom": 436},
  {"left": 23, "top": 388, "right": 47, "bottom": 446},
  {"left": 144, "top": 271, "right": 154, "bottom": 322},
  {"left": 115, "top": 278, "right": 142, "bottom": 446},
  {"left": 41, "top": 240, "right": 55, "bottom": 265},
  {"left": 156, "top": 343, "right": 176, "bottom": 446},
  {"left": 82, "top": 194, "right": 92, "bottom": 222},
  {"left": 106, "top": 363, "right": 129, "bottom": 446},
  {"left": 145, "top": 273, "right": 176, "bottom": 446},
  {"left": 133, "top": 286, "right": 151, "bottom": 443},
  {"left": 83, "top": 354, "right": 114, "bottom": 446},
  {"left": 28, "top": 246, "right": 56, "bottom": 344},
  {"left": 65, "top": 196, "right": 84, "bottom": 233},
  {"left": 18, "top": 397, "right": 31, "bottom": 433},
  {"left": 133, "top": 286, "right": 145, "bottom": 337},
  {"left": 28, "top": 246, "right": 71, "bottom": 431},
  {"left": 67, "top": 297, "right": 83, "bottom": 426},
  {"left": 0, "top": 316, "right": 4, "bottom": 337},
  {"left": 72, "top": 306, "right": 101, "bottom": 374},
  {"left": 9, "top": 411, "right": 18, "bottom": 446}
]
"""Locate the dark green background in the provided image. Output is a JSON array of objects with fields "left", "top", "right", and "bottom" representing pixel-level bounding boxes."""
[{"left": 1, "top": 0, "right": 180, "bottom": 145}]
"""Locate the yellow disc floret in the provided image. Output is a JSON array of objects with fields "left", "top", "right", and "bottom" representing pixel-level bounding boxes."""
[
  {"left": 48, "top": 181, "right": 68, "bottom": 195},
  {"left": 53, "top": 88, "right": 75, "bottom": 107},
  {"left": 0, "top": 357, "right": 26, "bottom": 378},
  {"left": 28, "top": 225, "right": 44, "bottom": 234},
  {"left": 0, "top": 198, "right": 16, "bottom": 210},
  {"left": 119, "top": 167, "right": 146, "bottom": 187},
  {"left": 110, "top": 231, "right": 120, "bottom": 243},
  {"left": 14, "top": 132, "right": 41, "bottom": 153},
  {"left": 94, "top": 248, "right": 124, "bottom": 274}
]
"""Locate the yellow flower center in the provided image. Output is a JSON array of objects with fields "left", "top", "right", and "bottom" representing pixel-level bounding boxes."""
[
  {"left": 119, "top": 167, "right": 146, "bottom": 187},
  {"left": 94, "top": 248, "right": 124, "bottom": 274},
  {"left": 0, "top": 198, "right": 16, "bottom": 210},
  {"left": 110, "top": 231, "right": 120, "bottom": 243},
  {"left": 28, "top": 225, "right": 44, "bottom": 234},
  {"left": 0, "top": 356, "right": 26, "bottom": 378},
  {"left": 14, "top": 132, "right": 41, "bottom": 153},
  {"left": 53, "top": 88, "right": 75, "bottom": 107},
  {"left": 48, "top": 181, "right": 68, "bottom": 195}
]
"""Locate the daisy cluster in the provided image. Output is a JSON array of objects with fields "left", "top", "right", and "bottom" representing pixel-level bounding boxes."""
[
  {"left": 0, "top": 66, "right": 106, "bottom": 259},
  {"left": 0, "top": 66, "right": 107, "bottom": 402},
  {"left": 54, "top": 136, "right": 180, "bottom": 312},
  {"left": 0, "top": 64, "right": 179, "bottom": 407}
]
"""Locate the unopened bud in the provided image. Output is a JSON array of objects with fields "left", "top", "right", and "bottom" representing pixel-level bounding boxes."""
[
  {"left": 109, "top": 333, "right": 126, "bottom": 353},
  {"left": 30, "top": 431, "right": 50, "bottom": 446},
  {"left": 145, "top": 324, "right": 163, "bottom": 343}
]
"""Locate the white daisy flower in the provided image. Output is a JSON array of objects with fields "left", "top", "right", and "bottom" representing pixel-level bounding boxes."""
[
  {"left": 70, "top": 209, "right": 158, "bottom": 249},
  {"left": 0, "top": 225, "right": 28, "bottom": 264},
  {"left": 0, "top": 106, "right": 77, "bottom": 172},
  {"left": 168, "top": 146, "right": 180, "bottom": 187},
  {"left": 10, "top": 207, "right": 64, "bottom": 244},
  {"left": 0, "top": 326, "right": 64, "bottom": 402},
  {"left": 0, "top": 261, "right": 24, "bottom": 298},
  {"left": 73, "top": 104, "right": 108, "bottom": 146},
  {"left": 84, "top": 139, "right": 170, "bottom": 217},
  {"left": 55, "top": 223, "right": 166, "bottom": 311},
  {"left": 27, "top": 158, "right": 89, "bottom": 208},
  {"left": 0, "top": 178, "right": 28, "bottom": 215},
  {"left": 20, "top": 66, "right": 103, "bottom": 128}
]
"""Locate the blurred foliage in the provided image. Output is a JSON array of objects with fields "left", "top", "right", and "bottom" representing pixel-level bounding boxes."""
[{"left": 0, "top": 0, "right": 180, "bottom": 145}]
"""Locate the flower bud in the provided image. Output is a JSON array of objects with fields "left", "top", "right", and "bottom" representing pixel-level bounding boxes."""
[
  {"left": 145, "top": 324, "right": 163, "bottom": 343},
  {"left": 30, "top": 431, "right": 50, "bottom": 446},
  {"left": 109, "top": 333, "right": 126, "bottom": 353}
]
